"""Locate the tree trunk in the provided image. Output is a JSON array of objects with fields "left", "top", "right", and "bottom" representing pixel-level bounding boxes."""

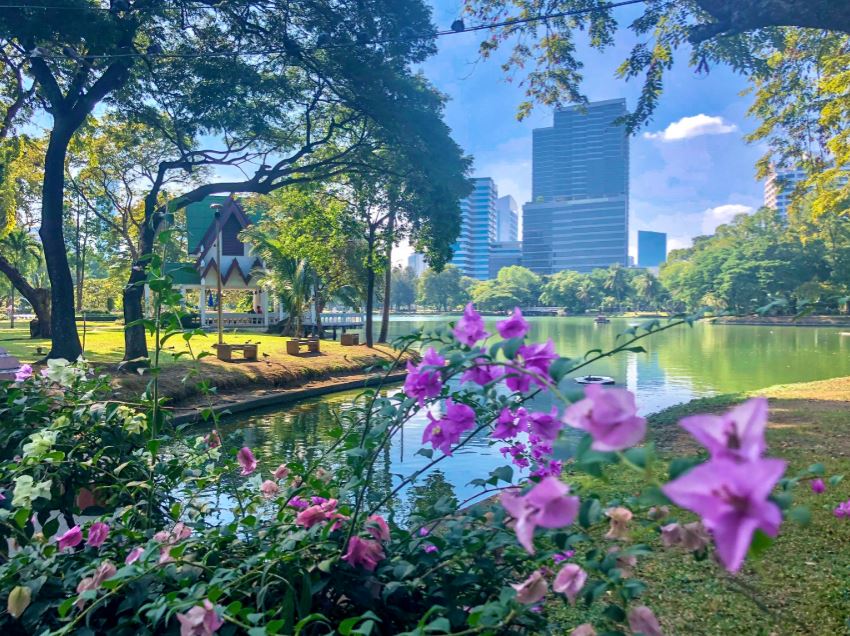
[
  {"left": 9, "top": 287, "right": 13, "bottom": 329},
  {"left": 123, "top": 193, "right": 161, "bottom": 362},
  {"left": 0, "top": 253, "right": 51, "bottom": 337},
  {"left": 378, "top": 212, "right": 395, "bottom": 344},
  {"left": 365, "top": 225, "right": 376, "bottom": 347},
  {"left": 40, "top": 125, "right": 82, "bottom": 359}
]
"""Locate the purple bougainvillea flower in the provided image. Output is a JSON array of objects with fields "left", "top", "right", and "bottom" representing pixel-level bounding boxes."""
[
  {"left": 563, "top": 385, "right": 646, "bottom": 452},
  {"left": 86, "top": 521, "right": 110, "bottom": 548},
  {"left": 342, "top": 536, "right": 385, "bottom": 571},
  {"left": 460, "top": 350, "right": 504, "bottom": 386},
  {"left": 504, "top": 369, "right": 532, "bottom": 394},
  {"left": 528, "top": 408, "right": 562, "bottom": 441},
  {"left": 834, "top": 499, "right": 850, "bottom": 518},
  {"left": 14, "top": 364, "right": 33, "bottom": 382},
  {"left": 501, "top": 476, "right": 579, "bottom": 554},
  {"left": 453, "top": 303, "right": 489, "bottom": 346},
  {"left": 811, "top": 478, "right": 825, "bottom": 494},
  {"left": 511, "top": 570, "right": 548, "bottom": 604},
  {"left": 552, "top": 550, "right": 575, "bottom": 563},
  {"left": 662, "top": 457, "right": 786, "bottom": 572},
  {"left": 679, "top": 397, "right": 768, "bottom": 462},
  {"left": 553, "top": 563, "right": 587, "bottom": 605},
  {"left": 570, "top": 624, "right": 597, "bottom": 636},
  {"left": 422, "top": 543, "right": 438, "bottom": 553},
  {"left": 492, "top": 407, "right": 529, "bottom": 440},
  {"left": 57, "top": 525, "right": 83, "bottom": 550},
  {"left": 497, "top": 307, "right": 530, "bottom": 340},
  {"left": 176, "top": 599, "right": 224, "bottom": 636},
  {"left": 237, "top": 447, "right": 257, "bottom": 476},
  {"left": 627, "top": 606, "right": 664, "bottom": 636},
  {"left": 422, "top": 399, "right": 476, "bottom": 455},
  {"left": 272, "top": 464, "right": 289, "bottom": 480},
  {"left": 125, "top": 546, "right": 144, "bottom": 565},
  {"left": 403, "top": 347, "right": 446, "bottom": 405},
  {"left": 518, "top": 339, "right": 558, "bottom": 376},
  {"left": 365, "top": 514, "right": 390, "bottom": 542}
]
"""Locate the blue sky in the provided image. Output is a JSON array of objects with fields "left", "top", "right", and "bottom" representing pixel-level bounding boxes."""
[{"left": 408, "top": 0, "right": 767, "bottom": 260}]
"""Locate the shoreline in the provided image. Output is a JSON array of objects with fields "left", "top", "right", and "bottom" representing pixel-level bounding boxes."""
[{"left": 710, "top": 315, "right": 850, "bottom": 327}]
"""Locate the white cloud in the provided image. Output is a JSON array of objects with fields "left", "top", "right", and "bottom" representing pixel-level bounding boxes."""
[
  {"left": 643, "top": 114, "right": 738, "bottom": 142},
  {"left": 700, "top": 203, "right": 754, "bottom": 234}
]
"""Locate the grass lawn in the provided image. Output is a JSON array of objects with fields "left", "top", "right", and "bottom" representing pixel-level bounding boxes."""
[
  {"left": 551, "top": 377, "right": 850, "bottom": 635},
  {"left": 0, "top": 323, "right": 409, "bottom": 404}
]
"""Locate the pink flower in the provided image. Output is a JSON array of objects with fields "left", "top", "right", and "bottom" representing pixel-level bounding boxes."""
[
  {"left": 661, "top": 522, "right": 710, "bottom": 551},
  {"left": 528, "top": 408, "right": 562, "bottom": 441},
  {"left": 204, "top": 430, "right": 221, "bottom": 449},
  {"left": 679, "top": 397, "right": 767, "bottom": 462},
  {"left": 453, "top": 303, "right": 489, "bottom": 346},
  {"left": 176, "top": 599, "right": 224, "bottom": 636},
  {"left": 272, "top": 464, "right": 289, "bottom": 480},
  {"left": 57, "top": 525, "right": 83, "bottom": 550},
  {"left": 834, "top": 499, "right": 850, "bottom": 518},
  {"left": 422, "top": 398, "right": 476, "bottom": 455},
  {"left": 570, "top": 624, "right": 597, "bottom": 636},
  {"left": 511, "top": 570, "right": 548, "bottom": 604},
  {"left": 662, "top": 457, "right": 785, "bottom": 572},
  {"left": 811, "top": 478, "right": 825, "bottom": 494},
  {"left": 75, "top": 561, "right": 117, "bottom": 608},
  {"left": 237, "top": 447, "right": 257, "bottom": 475},
  {"left": 342, "top": 536, "right": 385, "bottom": 571},
  {"left": 422, "top": 543, "right": 438, "bottom": 553},
  {"left": 14, "top": 364, "right": 33, "bottom": 382},
  {"left": 553, "top": 563, "right": 587, "bottom": 604},
  {"left": 86, "top": 521, "right": 110, "bottom": 548},
  {"left": 403, "top": 347, "right": 445, "bottom": 405},
  {"left": 517, "top": 339, "right": 557, "bottom": 377},
  {"left": 492, "top": 407, "right": 528, "bottom": 440},
  {"left": 125, "top": 546, "right": 145, "bottom": 564},
  {"left": 288, "top": 496, "right": 309, "bottom": 509},
  {"left": 460, "top": 351, "right": 503, "bottom": 386},
  {"left": 260, "top": 480, "right": 280, "bottom": 499},
  {"left": 497, "top": 307, "right": 529, "bottom": 340},
  {"left": 552, "top": 550, "right": 575, "bottom": 563},
  {"left": 154, "top": 522, "right": 192, "bottom": 544},
  {"left": 563, "top": 385, "right": 646, "bottom": 452},
  {"left": 365, "top": 514, "right": 390, "bottom": 542},
  {"left": 627, "top": 606, "right": 664, "bottom": 636},
  {"left": 295, "top": 498, "right": 346, "bottom": 529},
  {"left": 500, "top": 476, "right": 579, "bottom": 554}
]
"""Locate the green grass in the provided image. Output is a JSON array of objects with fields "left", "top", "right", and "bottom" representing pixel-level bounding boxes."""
[
  {"left": 550, "top": 379, "right": 850, "bottom": 635},
  {"left": 0, "top": 323, "right": 409, "bottom": 404}
]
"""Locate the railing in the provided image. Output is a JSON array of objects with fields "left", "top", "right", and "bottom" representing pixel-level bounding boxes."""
[
  {"left": 201, "top": 312, "right": 268, "bottom": 330},
  {"left": 316, "top": 312, "right": 365, "bottom": 325}
]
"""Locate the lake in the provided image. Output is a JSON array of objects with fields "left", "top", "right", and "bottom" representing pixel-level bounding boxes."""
[{"left": 218, "top": 316, "right": 850, "bottom": 515}]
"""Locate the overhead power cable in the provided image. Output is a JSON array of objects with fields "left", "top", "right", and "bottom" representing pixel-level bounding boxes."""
[{"left": 7, "top": 0, "right": 647, "bottom": 61}]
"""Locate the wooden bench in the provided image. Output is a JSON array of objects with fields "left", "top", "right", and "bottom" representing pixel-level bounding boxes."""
[
  {"left": 286, "top": 338, "right": 320, "bottom": 356},
  {"left": 0, "top": 354, "right": 21, "bottom": 381},
  {"left": 214, "top": 343, "right": 258, "bottom": 362},
  {"left": 340, "top": 333, "right": 360, "bottom": 346}
]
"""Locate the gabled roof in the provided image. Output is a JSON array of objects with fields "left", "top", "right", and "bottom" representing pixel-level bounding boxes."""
[
  {"left": 222, "top": 258, "right": 250, "bottom": 285},
  {"left": 185, "top": 195, "right": 255, "bottom": 257}
]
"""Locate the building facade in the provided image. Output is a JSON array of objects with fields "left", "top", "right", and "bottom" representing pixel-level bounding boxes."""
[
  {"left": 522, "top": 99, "right": 629, "bottom": 274},
  {"left": 450, "top": 177, "right": 498, "bottom": 280},
  {"left": 495, "top": 195, "right": 519, "bottom": 242},
  {"left": 407, "top": 252, "right": 427, "bottom": 276},
  {"left": 764, "top": 167, "right": 807, "bottom": 217},
  {"left": 637, "top": 231, "right": 667, "bottom": 268},
  {"left": 488, "top": 241, "right": 523, "bottom": 278}
]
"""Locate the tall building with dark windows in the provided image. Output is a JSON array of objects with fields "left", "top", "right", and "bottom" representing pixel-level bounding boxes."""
[
  {"left": 637, "top": 231, "right": 667, "bottom": 268},
  {"left": 522, "top": 99, "right": 629, "bottom": 274},
  {"left": 450, "top": 177, "right": 497, "bottom": 280}
]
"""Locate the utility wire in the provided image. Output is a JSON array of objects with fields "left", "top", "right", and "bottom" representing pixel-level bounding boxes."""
[{"left": 8, "top": 0, "right": 647, "bottom": 61}]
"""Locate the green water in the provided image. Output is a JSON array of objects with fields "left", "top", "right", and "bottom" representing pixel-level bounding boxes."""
[{"left": 220, "top": 316, "right": 849, "bottom": 512}]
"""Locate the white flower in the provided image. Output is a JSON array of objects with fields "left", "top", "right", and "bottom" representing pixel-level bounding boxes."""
[
  {"left": 12, "top": 475, "right": 52, "bottom": 508},
  {"left": 41, "top": 358, "right": 87, "bottom": 387},
  {"left": 22, "top": 430, "right": 59, "bottom": 459}
]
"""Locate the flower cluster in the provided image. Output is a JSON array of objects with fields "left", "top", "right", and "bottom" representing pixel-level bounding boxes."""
[{"left": 662, "top": 398, "right": 785, "bottom": 572}]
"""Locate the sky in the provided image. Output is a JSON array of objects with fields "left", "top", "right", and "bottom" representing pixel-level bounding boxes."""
[{"left": 395, "top": 0, "right": 767, "bottom": 264}]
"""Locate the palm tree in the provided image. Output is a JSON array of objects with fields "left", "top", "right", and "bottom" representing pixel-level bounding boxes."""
[
  {"left": 632, "top": 273, "right": 662, "bottom": 311},
  {"left": 603, "top": 263, "right": 629, "bottom": 311},
  {"left": 0, "top": 229, "right": 41, "bottom": 328}
]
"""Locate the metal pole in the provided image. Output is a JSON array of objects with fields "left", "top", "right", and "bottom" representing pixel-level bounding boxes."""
[{"left": 212, "top": 204, "right": 224, "bottom": 346}]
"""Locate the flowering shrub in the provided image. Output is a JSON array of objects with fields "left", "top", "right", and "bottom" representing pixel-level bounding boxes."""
[{"left": 0, "top": 294, "right": 843, "bottom": 635}]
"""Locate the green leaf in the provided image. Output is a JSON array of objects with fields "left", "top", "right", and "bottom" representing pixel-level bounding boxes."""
[
  {"left": 748, "top": 529, "right": 774, "bottom": 559},
  {"left": 788, "top": 506, "right": 811, "bottom": 526},
  {"left": 829, "top": 474, "right": 844, "bottom": 486},
  {"left": 623, "top": 445, "right": 651, "bottom": 469},
  {"left": 501, "top": 337, "right": 523, "bottom": 360},
  {"left": 807, "top": 463, "right": 826, "bottom": 476},
  {"left": 548, "top": 357, "right": 572, "bottom": 383},
  {"left": 578, "top": 498, "right": 602, "bottom": 528},
  {"left": 668, "top": 457, "right": 701, "bottom": 480}
]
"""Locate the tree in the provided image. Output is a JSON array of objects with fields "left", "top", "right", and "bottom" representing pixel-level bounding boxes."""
[
  {"left": 391, "top": 266, "right": 417, "bottom": 311},
  {"left": 602, "top": 264, "right": 630, "bottom": 310},
  {"left": 631, "top": 272, "right": 664, "bottom": 311},
  {"left": 540, "top": 270, "right": 593, "bottom": 313},
  {"left": 418, "top": 266, "right": 469, "bottom": 311},
  {"left": 0, "top": 0, "right": 444, "bottom": 359},
  {"left": 0, "top": 228, "right": 40, "bottom": 327}
]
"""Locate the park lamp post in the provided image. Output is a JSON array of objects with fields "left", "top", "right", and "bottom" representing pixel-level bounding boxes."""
[{"left": 211, "top": 203, "right": 224, "bottom": 346}]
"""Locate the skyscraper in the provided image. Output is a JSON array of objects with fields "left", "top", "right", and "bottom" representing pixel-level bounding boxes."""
[
  {"left": 637, "top": 231, "right": 667, "bottom": 268},
  {"left": 764, "top": 166, "right": 807, "bottom": 217},
  {"left": 407, "top": 252, "right": 427, "bottom": 276},
  {"left": 522, "top": 99, "right": 629, "bottom": 274},
  {"left": 450, "top": 177, "right": 497, "bottom": 280},
  {"left": 495, "top": 195, "right": 519, "bottom": 242}
]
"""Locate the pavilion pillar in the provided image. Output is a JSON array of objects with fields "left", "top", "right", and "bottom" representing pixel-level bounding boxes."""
[
  {"left": 261, "top": 290, "right": 269, "bottom": 327},
  {"left": 199, "top": 285, "right": 206, "bottom": 328}
]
